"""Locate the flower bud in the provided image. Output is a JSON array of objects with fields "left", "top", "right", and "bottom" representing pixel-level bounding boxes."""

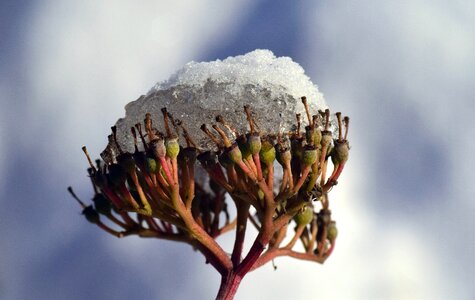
[
  {"left": 330, "top": 140, "right": 349, "bottom": 165},
  {"left": 327, "top": 221, "right": 338, "bottom": 242},
  {"left": 247, "top": 133, "right": 262, "bottom": 155},
  {"left": 92, "top": 171, "right": 107, "bottom": 188},
  {"left": 218, "top": 150, "right": 233, "bottom": 168},
  {"left": 82, "top": 205, "right": 100, "bottom": 224},
  {"left": 318, "top": 209, "right": 332, "bottom": 226},
  {"left": 321, "top": 131, "right": 333, "bottom": 153},
  {"left": 294, "top": 206, "right": 314, "bottom": 226},
  {"left": 305, "top": 126, "right": 322, "bottom": 146},
  {"left": 290, "top": 137, "right": 303, "bottom": 160},
  {"left": 182, "top": 147, "right": 197, "bottom": 164},
  {"left": 259, "top": 139, "right": 276, "bottom": 166},
  {"left": 236, "top": 135, "right": 251, "bottom": 159},
  {"left": 93, "top": 193, "right": 112, "bottom": 215},
  {"left": 107, "top": 164, "right": 127, "bottom": 187},
  {"left": 117, "top": 153, "right": 135, "bottom": 174},
  {"left": 197, "top": 151, "right": 219, "bottom": 169},
  {"left": 149, "top": 138, "right": 166, "bottom": 158},
  {"left": 227, "top": 143, "right": 243, "bottom": 164},
  {"left": 302, "top": 145, "right": 318, "bottom": 167},
  {"left": 146, "top": 157, "right": 157, "bottom": 173},
  {"left": 133, "top": 151, "right": 146, "bottom": 169},
  {"left": 165, "top": 137, "right": 180, "bottom": 159},
  {"left": 276, "top": 144, "right": 291, "bottom": 166}
]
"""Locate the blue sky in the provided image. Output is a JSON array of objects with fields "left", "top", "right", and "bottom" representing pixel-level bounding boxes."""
[{"left": 1, "top": 1, "right": 474, "bottom": 299}]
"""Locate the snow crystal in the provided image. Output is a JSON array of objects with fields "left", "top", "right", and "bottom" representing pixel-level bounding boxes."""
[{"left": 104, "top": 49, "right": 327, "bottom": 158}]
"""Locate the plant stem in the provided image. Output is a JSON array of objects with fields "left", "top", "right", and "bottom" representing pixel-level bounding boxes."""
[{"left": 215, "top": 272, "right": 242, "bottom": 300}]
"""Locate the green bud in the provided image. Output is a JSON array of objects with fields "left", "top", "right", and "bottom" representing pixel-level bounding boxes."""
[
  {"left": 107, "top": 164, "right": 127, "bottom": 187},
  {"left": 227, "top": 143, "right": 243, "bottom": 164},
  {"left": 247, "top": 133, "right": 262, "bottom": 155},
  {"left": 257, "top": 189, "right": 265, "bottom": 201},
  {"left": 327, "top": 221, "right": 338, "bottom": 241},
  {"left": 83, "top": 205, "right": 100, "bottom": 224},
  {"left": 259, "top": 139, "right": 276, "bottom": 166},
  {"left": 294, "top": 206, "right": 314, "bottom": 226},
  {"left": 302, "top": 145, "right": 318, "bottom": 166},
  {"left": 165, "top": 137, "right": 180, "bottom": 159},
  {"left": 146, "top": 157, "right": 157, "bottom": 173},
  {"left": 92, "top": 194, "right": 112, "bottom": 215}
]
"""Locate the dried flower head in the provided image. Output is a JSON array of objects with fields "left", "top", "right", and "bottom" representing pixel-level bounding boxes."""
[{"left": 69, "top": 50, "right": 350, "bottom": 300}]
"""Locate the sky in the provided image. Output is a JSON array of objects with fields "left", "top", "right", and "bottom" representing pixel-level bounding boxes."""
[{"left": 1, "top": 0, "right": 475, "bottom": 299}]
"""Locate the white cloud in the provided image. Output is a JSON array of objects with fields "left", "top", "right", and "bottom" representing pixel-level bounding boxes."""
[
  {"left": 298, "top": 0, "right": 475, "bottom": 298},
  {"left": 24, "top": 0, "right": 254, "bottom": 176}
]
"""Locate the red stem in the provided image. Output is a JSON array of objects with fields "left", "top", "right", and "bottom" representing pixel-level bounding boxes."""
[{"left": 215, "top": 272, "right": 242, "bottom": 300}]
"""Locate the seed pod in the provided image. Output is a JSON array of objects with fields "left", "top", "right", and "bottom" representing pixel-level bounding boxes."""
[
  {"left": 182, "top": 147, "right": 197, "bottom": 164},
  {"left": 327, "top": 221, "right": 338, "bottom": 242},
  {"left": 305, "top": 126, "right": 322, "bottom": 146},
  {"left": 218, "top": 150, "right": 233, "bottom": 168},
  {"left": 132, "top": 151, "right": 146, "bottom": 169},
  {"left": 321, "top": 131, "right": 333, "bottom": 153},
  {"left": 92, "top": 193, "right": 112, "bottom": 215},
  {"left": 146, "top": 157, "right": 157, "bottom": 173},
  {"left": 149, "top": 138, "right": 166, "bottom": 158},
  {"left": 294, "top": 206, "right": 314, "bottom": 226},
  {"left": 330, "top": 140, "right": 349, "bottom": 165},
  {"left": 107, "top": 164, "right": 127, "bottom": 187},
  {"left": 290, "top": 136, "right": 304, "bottom": 160},
  {"left": 247, "top": 132, "right": 262, "bottom": 155},
  {"left": 318, "top": 209, "right": 332, "bottom": 226},
  {"left": 117, "top": 153, "right": 135, "bottom": 174},
  {"left": 197, "top": 151, "right": 219, "bottom": 169},
  {"left": 302, "top": 145, "right": 318, "bottom": 167},
  {"left": 236, "top": 135, "right": 251, "bottom": 159},
  {"left": 82, "top": 205, "right": 100, "bottom": 224},
  {"left": 259, "top": 139, "right": 276, "bottom": 166},
  {"left": 276, "top": 143, "right": 291, "bottom": 167},
  {"left": 92, "top": 171, "right": 107, "bottom": 188},
  {"left": 227, "top": 143, "right": 243, "bottom": 164},
  {"left": 165, "top": 137, "right": 180, "bottom": 159}
]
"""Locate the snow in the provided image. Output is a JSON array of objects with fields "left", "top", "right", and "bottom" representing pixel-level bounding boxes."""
[{"left": 105, "top": 49, "right": 327, "bottom": 157}]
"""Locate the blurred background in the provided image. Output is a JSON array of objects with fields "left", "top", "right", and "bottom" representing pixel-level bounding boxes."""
[{"left": 1, "top": 0, "right": 474, "bottom": 299}]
